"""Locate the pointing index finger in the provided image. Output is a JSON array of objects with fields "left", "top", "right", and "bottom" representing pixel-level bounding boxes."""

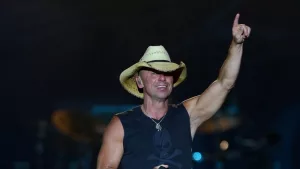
[{"left": 233, "top": 13, "right": 240, "bottom": 27}]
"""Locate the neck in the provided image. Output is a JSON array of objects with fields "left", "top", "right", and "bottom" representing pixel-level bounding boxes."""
[{"left": 142, "top": 95, "right": 169, "bottom": 120}]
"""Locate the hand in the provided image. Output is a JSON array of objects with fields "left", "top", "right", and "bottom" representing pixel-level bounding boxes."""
[
  {"left": 153, "top": 164, "right": 169, "bottom": 169},
  {"left": 232, "top": 13, "right": 251, "bottom": 44}
]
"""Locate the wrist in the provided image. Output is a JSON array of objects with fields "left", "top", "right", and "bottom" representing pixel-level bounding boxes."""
[
  {"left": 231, "top": 39, "right": 243, "bottom": 46},
  {"left": 230, "top": 40, "right": 244, "bottom": 50}
]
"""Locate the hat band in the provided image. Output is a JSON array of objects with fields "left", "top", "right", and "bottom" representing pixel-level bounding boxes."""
[{"left": 146, "top": 60, "right": 170, "bottom": 63}]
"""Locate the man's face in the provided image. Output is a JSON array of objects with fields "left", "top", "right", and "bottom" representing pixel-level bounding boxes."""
[{"left": 136, "top": 69, "right": 174, "bottom": 100}]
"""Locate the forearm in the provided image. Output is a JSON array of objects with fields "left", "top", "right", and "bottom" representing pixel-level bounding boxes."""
[{"left": 217, "top": 40, "right": 243, "bottom": 89}]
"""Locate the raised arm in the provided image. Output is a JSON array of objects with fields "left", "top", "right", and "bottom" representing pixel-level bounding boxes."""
[
  {"left": 97, "top": 116, "right": 124, "bottom": 169},
  {"left": 183, "top": 13, "right": 251, "bottom": 136}
]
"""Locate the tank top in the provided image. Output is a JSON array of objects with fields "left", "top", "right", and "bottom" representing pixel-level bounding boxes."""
[{"left": 116, "top": 103, "right": 193, "bottom": 169}]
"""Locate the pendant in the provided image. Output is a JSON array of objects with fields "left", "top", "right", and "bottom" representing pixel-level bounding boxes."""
[{"left": 156, "top": 123, "right": 162, "bottom": 131}]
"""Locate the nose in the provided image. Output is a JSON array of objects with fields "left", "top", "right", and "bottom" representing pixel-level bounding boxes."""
[{"left": 158, "top": 74, "right": 166, "bottom": 81}]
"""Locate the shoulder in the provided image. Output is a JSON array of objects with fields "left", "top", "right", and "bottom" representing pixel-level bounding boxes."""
[
  {"left": 168, "top": 103, "right": 190, "bottom": 117},
  {"left": 102, "top": 115, "right": 124, "bottom": 142},
  {"left": 169, "top": 102, "right": 190, "bottom": 110},
  {"left": 105, "top": 106, "right": 141, "bottom": 133},
  {"left": 114, "top": 105, "right": 142, "bottom": 127},
  {"left": 115, "top": 108, "right": 135, "bottom": 117},
  {"left": 104, "top": 106, "right": 141, "bottom": 140},
  {"left": 115, "top": 105, "right": 141, "bottom": 119},
  {"left": 181, "top": 95, "right": 199, "bottom": 115}
]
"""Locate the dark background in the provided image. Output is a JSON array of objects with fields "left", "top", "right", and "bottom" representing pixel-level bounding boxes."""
[{"left": 1, "top": 0, "right": 300, "bottom": 168}]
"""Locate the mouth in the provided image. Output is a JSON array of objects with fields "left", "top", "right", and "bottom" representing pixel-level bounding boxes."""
[{"left": 156, "top": 84, "right": 168, "bottom": 90}]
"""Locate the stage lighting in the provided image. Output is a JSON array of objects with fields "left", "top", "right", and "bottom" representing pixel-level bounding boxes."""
[
  {"left": 220, "top": 140, "right": 229, "bottom": 151},
  {"left": 192, "top": 152, "right": 202, "bottom": 162}
]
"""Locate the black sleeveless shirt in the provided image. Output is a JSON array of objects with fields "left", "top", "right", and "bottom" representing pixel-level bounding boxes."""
[{"left": 116, "top": 103, "right": 193, "bottom": 169}]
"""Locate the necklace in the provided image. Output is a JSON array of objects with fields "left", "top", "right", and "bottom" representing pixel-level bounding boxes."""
[
  {"left": 142, "top": 106, "right": 167, "bottom": 131},
  {"left": 149, "top": 114, "right": 166, "bottom": 131}
]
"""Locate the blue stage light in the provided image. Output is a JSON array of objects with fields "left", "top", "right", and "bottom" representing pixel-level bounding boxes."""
[{"left": 192, "top": 152, "right": 202, "bottom": 161}]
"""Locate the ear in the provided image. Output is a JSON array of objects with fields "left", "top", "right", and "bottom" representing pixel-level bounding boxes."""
[{"left": 135, "top": 75, "right": 144, "bottom": 88}]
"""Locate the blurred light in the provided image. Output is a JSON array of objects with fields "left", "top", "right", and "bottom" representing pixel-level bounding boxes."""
[
  {"left": 192, "top": 152, "right": 202, "bottom": 161},
  {"left": 227, "top": 104, "right": 239, "bottom": 115},
  {"left": 14, "top": 162, "right": 30, "bottom": 169},
  {"left": 91, "top": 104, "right": 138, "bottom": 115},
  {"left": 220, "top": 140, "right": 229, "bottom": 151}
]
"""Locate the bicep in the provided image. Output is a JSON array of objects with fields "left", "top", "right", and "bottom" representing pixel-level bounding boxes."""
[
  {"left": 183, "top": 80, "right": 230, "bottom": 126},
  {"left": 97, "top": 116, "right": 124, "bottom": 169}
]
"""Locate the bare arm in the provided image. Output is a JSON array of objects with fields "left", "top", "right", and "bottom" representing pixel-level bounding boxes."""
[
  {"left": 97, "top": 116, "right": 124, "bottom": 169},
  {"left": 183, "top": 14, "right": 251, "bottom": 136},
  {"left": 184, "top": 41, "right": 243, "bottom": 135}
]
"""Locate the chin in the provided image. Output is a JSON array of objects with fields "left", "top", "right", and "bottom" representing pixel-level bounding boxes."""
[{"left": 155, "top": 93, "right": 171, "bottom": 100}]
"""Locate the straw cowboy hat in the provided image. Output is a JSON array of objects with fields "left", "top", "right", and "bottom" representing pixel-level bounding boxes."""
[{"left": 119, "top": 45, "right": 187, "bottom": 98}]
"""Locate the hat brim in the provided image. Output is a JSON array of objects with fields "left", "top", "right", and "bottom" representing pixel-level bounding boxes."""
[{"left": 119, "top": 61, "right": 187, "bottom": 99}]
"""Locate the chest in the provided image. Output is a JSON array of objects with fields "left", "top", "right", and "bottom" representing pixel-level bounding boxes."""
[
  {"left": 123, "top": 114, "right": 191, "bottom": 156},
  {"left": 119, "top": 107, "right": 193, "bottom": 169}
]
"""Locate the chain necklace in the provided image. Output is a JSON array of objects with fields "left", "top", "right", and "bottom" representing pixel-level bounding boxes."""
[
  {"left": 149, "top": 114, "right": 166, "bottom": 131},
  {"left": 142, "top": 106, "right": 167, "bottom": 131}
]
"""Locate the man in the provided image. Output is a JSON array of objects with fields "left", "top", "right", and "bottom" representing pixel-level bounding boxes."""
[{"left": 97, "top": 13, "right": 251, "bottom": 169}]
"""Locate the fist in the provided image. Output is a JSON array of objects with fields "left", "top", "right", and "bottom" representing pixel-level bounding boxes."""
[
  {"left": 153, "top": 164, "right": 169, "bottom": 169},
  {"left": 232, "top": 13, "right": 251, "bottom": 44}
]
